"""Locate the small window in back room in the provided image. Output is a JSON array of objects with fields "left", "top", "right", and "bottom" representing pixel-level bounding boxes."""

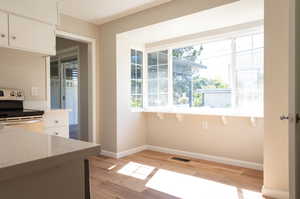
[{"left": 131, "top": 49, "right": 143, "bottom": 108}]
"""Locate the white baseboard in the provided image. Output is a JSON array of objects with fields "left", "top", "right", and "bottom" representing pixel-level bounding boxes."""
[
  {"left": 100, "top": 145, "right": 263, "bottom": 170},
  {"left": 101, "top": 150, "right": 117, "bottom": 158},
  {"left": 117, "top": 145, "right": 147, "bottom": 158},
  {"left": 146, "top": 145, "right": 263, "bottom": 171},
  {"left": 100, "top": 145, "right": 147, "bottom": 159},
  {"left": 262, "top": 186, "right": 289, "bottom": 199}
]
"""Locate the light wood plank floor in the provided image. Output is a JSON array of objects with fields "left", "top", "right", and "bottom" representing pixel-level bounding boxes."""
[{"left": 89, "top": 150, "right": 270, "bottom": 199}]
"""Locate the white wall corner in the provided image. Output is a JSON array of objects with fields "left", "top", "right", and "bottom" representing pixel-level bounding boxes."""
[
  {"left": 262, "top": 186, "right": 289, "bottom": 199},
  {"left": 116, "top": 145, "right": 148, "bottom": 159}
]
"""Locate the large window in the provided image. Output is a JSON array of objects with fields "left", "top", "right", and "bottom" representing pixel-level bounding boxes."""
[
  {"left": 131, "top": 49, "right": 143, "bottom": 108},
  {"left": 173, "top": 39, "right": 232, "bottom": 109},
  {"left": 134, "top": 28, "right": 264, "bottom": 116},
  {"left": 235, "top": 33, "right": 264, "bottom": 111}
]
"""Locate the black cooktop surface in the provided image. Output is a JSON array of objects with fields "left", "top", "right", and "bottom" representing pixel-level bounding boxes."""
[{"left": 0, "top": 109, "right": 44, "bottom": 118}]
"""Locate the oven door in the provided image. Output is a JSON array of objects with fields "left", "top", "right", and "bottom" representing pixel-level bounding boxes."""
[{"left": 0, "top": 118, "right": 44, "bottom": 133}]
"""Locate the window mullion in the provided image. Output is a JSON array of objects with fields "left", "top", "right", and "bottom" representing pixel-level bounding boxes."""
[
  {"left": 156, "top": 52, "right": 160, "bottom": 106},
  {"left": 168, "top": 48, "right": 173, "bottom": 109},
  {"left": 231, "top": 38, "right": 238, "bottom": 109},
  {"left": 144, "top": 51, "right": 148, "bottom": 109}
]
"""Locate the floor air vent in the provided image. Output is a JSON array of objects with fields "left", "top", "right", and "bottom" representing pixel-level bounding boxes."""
[{"left": 171, "top": 157, "right": 191, "bottom": 162}]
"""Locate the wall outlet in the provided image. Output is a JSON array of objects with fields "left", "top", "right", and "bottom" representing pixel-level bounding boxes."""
[{"left": 31, "top": 87, "right": 39, "bottom": 97}]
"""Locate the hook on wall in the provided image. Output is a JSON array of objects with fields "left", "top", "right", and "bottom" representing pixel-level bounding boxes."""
[
  {"left": 250, "top": 117, "right": 257, "bottom": 127},
  {"left": 157, "top": 113, "right": 164, "bottom": 120},
  {"left": 221, "top": 116, "right": 228, "bottom": 125},
  {"left": 176, "top": 114, "right": 183, "bottom": 122}
]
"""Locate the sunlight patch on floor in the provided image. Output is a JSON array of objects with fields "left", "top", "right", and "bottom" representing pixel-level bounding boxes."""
[
  {"left": 240, "top": 189, "right": 263, "bottom": 199},
  {"left": 117, "top": 162, "right": 155, "bottom": 180},
  {"left": 108, "top": 165, "right": 117, "bottom": 170},
  {"left": 146, "top": 169, "right": 263, "bottom": 199}
]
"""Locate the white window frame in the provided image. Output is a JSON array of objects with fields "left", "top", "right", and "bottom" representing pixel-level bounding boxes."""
[
  {"left": 130, "top": 48, "right": 144, "bottom": 111},
  {"left": 142, "top": 26, "right": 264, "bottom": 117}
]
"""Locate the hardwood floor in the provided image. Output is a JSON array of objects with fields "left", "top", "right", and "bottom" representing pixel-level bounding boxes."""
[{"left": 89, "top": 150, "right": 270, "bottom": 199}]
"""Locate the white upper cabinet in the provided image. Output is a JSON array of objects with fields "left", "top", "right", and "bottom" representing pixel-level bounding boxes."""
[
  {"left": 0, "top": 0, "right": 58, "bottom": 25},
  {"left": 9, "top": 15, "right": 56, "bottom": 55},
  {"left": 0, "top": 11, "right": 8, "bottom": 47}
]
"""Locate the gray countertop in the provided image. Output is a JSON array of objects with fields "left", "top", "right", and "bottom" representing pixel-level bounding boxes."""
[{"left": 0, "top": 127, "right": 100, "bottom": 182}]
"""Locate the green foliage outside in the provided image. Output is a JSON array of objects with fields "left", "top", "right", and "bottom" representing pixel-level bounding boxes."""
[
  {"left": 131, "top": 97, "right": 142, "bottom": 108},
  {"left": 173, "top": 45, "right": 229, "bottom": 107},
  {"left": 174, "top": 76, "right": 229, "bottom": 107}
]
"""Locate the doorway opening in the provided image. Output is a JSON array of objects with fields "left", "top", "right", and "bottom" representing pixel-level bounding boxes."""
[
  {"left": 48, "top": 33, "right": 96, "bottom": 143},
  {"left": 50, "top": 44, "right": 81, "bottom": 139}
]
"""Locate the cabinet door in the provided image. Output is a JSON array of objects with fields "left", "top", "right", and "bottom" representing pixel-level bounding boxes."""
[
  {"left": 0, "top": 0, "right": 58, "bottom": 25},
  {"left": 0, "top": 11, "right": 8, "bottom": 47},
  {"left": 9, "top": 15, "right": 56, "bottom": 55},
  {"left": 45, "top": 126, "right": 69, "bottom": 138}
]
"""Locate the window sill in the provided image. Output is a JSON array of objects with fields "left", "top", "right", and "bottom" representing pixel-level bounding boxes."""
[
  {"left": 131, "top": 108, "right": 144, "bottom": 113},
  {"left": 141, "top": 107, "right": 264, "bottom": 118}
]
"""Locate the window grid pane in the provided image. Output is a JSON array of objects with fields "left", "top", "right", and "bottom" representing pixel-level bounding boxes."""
[
  {"left": 235, "top": 33, "right": 264, "bottom": 112},
  {"left": 144, "top": 30, "right": 263, "bottom": 114},
  {"left": 147, "top": 51, "right": 169, "bottom": 107},
  {"left": 131, "top": 49, "right": 143, "bottom": 108}
]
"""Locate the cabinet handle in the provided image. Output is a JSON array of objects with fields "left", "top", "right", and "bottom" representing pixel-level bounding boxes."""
[
  {"left": 11, "top": 36, "right": 16, "bottom": 40},
  {"left": 1, "top": 34, "right": 5, "bottom": 38},
  {"left": 54, "top": 132, "right": 59, "bottom": 135},
  {"left": 54, "top": 120, "right": 59, "bottom": 124}
]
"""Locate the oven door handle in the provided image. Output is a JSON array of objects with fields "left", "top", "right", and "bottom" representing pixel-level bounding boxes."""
[{"left": 0, "top": 119, "right": 43, "bottom": 126}]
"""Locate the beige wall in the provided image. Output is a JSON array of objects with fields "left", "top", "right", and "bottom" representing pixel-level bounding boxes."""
[
  {"left": 263, "top": 0, "right": 290, "bottom": 195},
  {"left": 116, "top": 37, "right": 147, "bottom": 152},
  {"left": 99, "top": 0, "right": 237, "bottom": 153},
  {"left": 56, "top": 37, "right": 89, "bottom": 142},
  {"left": 0, "top": 48, "right": 46, "bottom": 101},
  {"left": 146, "top": 20, "right": 264, "bottom": 49},
  {"left": 147, "top": 114, "right": 263, "bottom": 163}
]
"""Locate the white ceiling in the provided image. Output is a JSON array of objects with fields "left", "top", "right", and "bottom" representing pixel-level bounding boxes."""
[
  {"left": 119, "top": 0, "right": 264, "bottom": 44},
  {"left": 60, "top": 0, "right": 172, "bottom": 25}
]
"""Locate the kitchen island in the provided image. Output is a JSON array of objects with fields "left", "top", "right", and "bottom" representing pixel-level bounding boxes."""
[{"left": 0, "top": 127, "right": 100, "bottom": 199}]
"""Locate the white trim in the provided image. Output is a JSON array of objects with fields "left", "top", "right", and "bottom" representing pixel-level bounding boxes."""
[
  {"left": 117, "top": 145, "right": 148, "bottom": 158},
  {"left": 146, "top": 145, "right": 263, "bottom": 170},
  {"left": 262, "top": 186, "right": 289, "bottom": 199},
  {"left": 100, "top": 145, "right": 263, "bottom": 171},
  {"left": 143, "top": 108, "right": 264, "bottom": 118},
  {"left": 46, "top": 30, "right": 97, "bottom": 144},
  {"left": 289, "top": 0, "right": 296, "bottom": 198},
  {"left": 55, "top": 46, "right": 79, "bottom": 59},
  {"left": 101, "top": 150, "right": 118, "bottom": 158},
  {"left": 45, "top": 57, "right": 51, "bottom": 109},
  {"left": 101, "top": 146, "right": 147, "bottom": 159}
]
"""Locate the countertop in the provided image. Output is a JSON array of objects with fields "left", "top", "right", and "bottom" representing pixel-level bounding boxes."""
[
  {"left": 0, "top": 127, "right": 100, "bottom": 182},
  {"left": 44, "top": 109, "right": 72, "bottom": 113}
]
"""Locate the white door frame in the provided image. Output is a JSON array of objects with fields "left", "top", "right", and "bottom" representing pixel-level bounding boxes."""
[
  {"left": 289, "top": 0, "right": 296, "bottom": 198},
  {"left": 46, "top": 30, "right": 97, "bottom": 144}
]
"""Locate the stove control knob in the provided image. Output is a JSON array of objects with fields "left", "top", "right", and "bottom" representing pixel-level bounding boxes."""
[{"left": 10, "top": 91, "right": 15, "bottom": 96}]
